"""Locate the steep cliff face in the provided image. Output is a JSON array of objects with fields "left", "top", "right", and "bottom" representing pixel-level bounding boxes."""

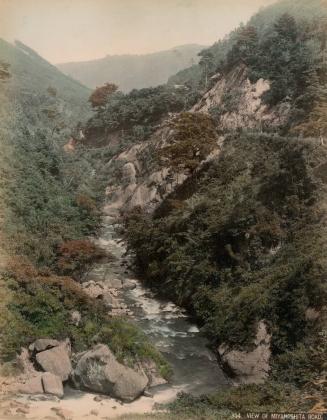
[
  {"left": 192, "top": 65, "right": 290, "bottom": 130},
  {"left": 104, "top": 120, "right": 189, "bottom": 216},
  {"left": 123, "top": 131, "right": 327, "bottom": 388},
  {"left": 103, "top": 64, "right": 286, "bottom": 217},
  {"left": 101, "top": 64, "right": 327, "bottom": 388},
  {"left": 99, "top": 4, "right": 327, "bottom": 392}
]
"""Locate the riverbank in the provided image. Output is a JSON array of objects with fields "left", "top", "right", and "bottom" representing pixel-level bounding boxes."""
[
  {"left": 0, "top": 385, "right": 178, "bottom": 419},
  {"left": 0, "top": 214, "right": 229, "bottom": 419}
]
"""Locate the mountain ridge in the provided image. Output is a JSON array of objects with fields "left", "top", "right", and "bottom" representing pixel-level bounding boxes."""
[{"left": 57, "top": 44, "right": 206, "bottom": 92}]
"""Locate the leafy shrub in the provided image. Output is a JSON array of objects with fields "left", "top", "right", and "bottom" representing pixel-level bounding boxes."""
[
  {"left": 57, "top": 239, "right": 106, "bottom": 277},
  {"left": 159, "top": 112, "right": 218, "bottom": 173},
  {"left": 2, "top": 127, "right": 103, "bottom": 268},
  {"left": 76, "top": 194, "right": 98, "bottom": 214},
  {"left": 89, "top": 83, "right": 118, "bottom": 108},
  {"left": 85, "top": 84, "right": 200, "bottom": 147},
  {"left": 1, "top": 257, "right": 170, "bottom": 376},
  {"left": 168, "top": 382, "right": 310, "bottom": 415}
]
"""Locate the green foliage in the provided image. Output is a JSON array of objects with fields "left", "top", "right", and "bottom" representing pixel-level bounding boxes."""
[
  {"left": 2, "top": 127, "right": 103, "bottom": 268},
  {"left": 167, "top": 381, "right": 310, "bottom": 416},
  {"left": 1, "top": 257, "right": 104, "bottom": 360},
  {"left": 225, "top": 13, "right": 326, "bottom": 119},
  {"left": 97, "top": 319, "right": 171, "bottom": 378},
  {"left": 159, "top": 112, "right": 218, "bottom": 173},
  {"left": 0, "top": 258, "right": 169, "bottom": 375},
  {"left": 125, "top": 132, "right": 327, "bottom": 385},
  {"left": 0, "top": 36, "right": 168, "bottom": 379},
  {"left": 57, "top": 239, "right": 106, "bottom": 278},
  {"left": 0, "top": 37, "right": 101, "bottom": 268},
  {"left": 85, "top": 84, "right": 200, "bottom": 147}
]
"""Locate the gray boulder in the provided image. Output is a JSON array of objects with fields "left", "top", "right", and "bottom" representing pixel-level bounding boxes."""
[
  {"left": 70, "top": 310, "right": 82, "bottom": 326},
  {"left": 71, "top": 344, "right": 148, "bottom": 402},
  {"left": 105, "top": 277, "right": 123, "bottom": 289},
  {"left": 122, "top": 279, "right": 137, "bottom": 290},
  {"left": 218, "top": 320, "right": 271, "bottom": 384},
  {"left": 41, "top": 372, "right": 64, "bottom": 398},
  {"left": 18, "top": 375, "right": 44, "bottom": 395},
  {"left": 29, "top": 339, "right": 60, "bottom": 353},
  {"left": 36, "top": 344, "right": 72, "bottom": 381},
  {"left": 140, "top": 359, "right": 167, "bottom": 387}
]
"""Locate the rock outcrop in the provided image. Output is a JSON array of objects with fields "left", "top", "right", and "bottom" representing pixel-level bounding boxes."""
[
  {"left": 69, "top": 310, "right": 82, "bottom": 326},
  {"left": 103, "top": 120, "right": 211, "bottom": 216},
  {"left": 18, "top": 375, "right": 44, "bottom": 395},
  {"left": 103, "top": 65, "right": 289, "bottom": 218},
  {"left": 41, "top": 372, "right": 64, "bottom": 398},
  {"left": 35, "top": 343, "right": 72, "bottom": 381},
  {"left": 29, "top": 338, "right": 61, "bottom": 353},
  {"left": 192, "top": 65, "right": 290, "bottom": 130},
  {"left": 18, "top": 372, "right": 64, "bottom": 398},
  {"left": 218, "top": 321, "right": 271, "bottom": 385},
  {"left": 15, "top": 339, "right": 71, "bottom": 398},
  {"left": 71, "top": 344, "right": 148, "bottom": 401},
  {"left": 140, "top": 359, "right": 167, "bottom": 387}
]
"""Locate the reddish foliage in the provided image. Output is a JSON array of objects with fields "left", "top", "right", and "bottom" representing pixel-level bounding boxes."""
[
  {"left": 57, "top": 239, "right": 106, "bottom": 276},
  {"left": 76, "top": 194, "right": 98, "bottom": 214},
  {"left": 5, "top": 256, "right": 101, "bottom": 309},
  {"left": 88, "top": 83, "right": 118, "bottom": 108}
]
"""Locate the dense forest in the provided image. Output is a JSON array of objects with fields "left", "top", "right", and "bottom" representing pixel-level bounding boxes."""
[
  {"left": 0, "top": 0, "right": 327, "bottom": 417},
  {"left": 0, "top": 39, "right": 168, "bottom": 376},
  {"left": 97, "top": 0, "right": 326, "bottom": 413}
]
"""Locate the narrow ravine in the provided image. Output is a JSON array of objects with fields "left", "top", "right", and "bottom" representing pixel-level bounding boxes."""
[
  {"left": 6, "top": 214, "right": 230, "bottom": 420},
  {"left": 92, "top": 215, "right": 230, "bottom": 397}
]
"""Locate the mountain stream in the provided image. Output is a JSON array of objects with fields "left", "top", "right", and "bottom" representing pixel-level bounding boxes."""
[{"left": 91, "top": 215, "right": 230, "bottom": 397}]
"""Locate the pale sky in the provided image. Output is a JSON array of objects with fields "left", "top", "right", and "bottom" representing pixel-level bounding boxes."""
[{"left": 0, "top": 0, "right": 276, "bottom": 64}]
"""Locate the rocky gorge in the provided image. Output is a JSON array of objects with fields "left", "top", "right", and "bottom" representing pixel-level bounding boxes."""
[
  {"left": 1, "top": 0, "right": 327, "bottom": 417},
  {"left": 0, "top": 215, "right": 230, "bottom": 419}
]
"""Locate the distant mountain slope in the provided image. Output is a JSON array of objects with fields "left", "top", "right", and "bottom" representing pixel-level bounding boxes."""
[
  {"left": 0, "top": 38, "right": 93, "bottom": 265},
  {"left": 0, "top": 38, "right": 91, "bottom": 131},
  {"left": 57, "top": 44, "right": 205, "bottom": 92}
]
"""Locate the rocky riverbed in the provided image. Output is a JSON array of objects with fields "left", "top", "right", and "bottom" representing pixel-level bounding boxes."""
[
  {"left": 0, "top": 215, "right": 229, "bottom": 419},
  {"left": 91, "top": 216, "right": 229, "bottom": 396}
]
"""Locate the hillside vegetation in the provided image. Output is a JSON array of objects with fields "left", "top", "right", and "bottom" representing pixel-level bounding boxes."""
[
  {"left": 0, "top": 39, "right": 167, "bottom": 373},
  {"left": 81, "top": 0, "right": 327, "bottom": 412},
  {"left": 0, "top": 0, "right": 327, "bottom": 415}
]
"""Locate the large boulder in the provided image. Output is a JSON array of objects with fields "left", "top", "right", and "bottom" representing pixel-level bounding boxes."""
[
  {"left": 122, "top": 162, "right": 137, "bottom": 184},
  {"left": 18, "top": 375, "right": 44, "bottom": 395},
  {"left": 36, "top": 344, "right": 72, "bottom": 381},
  {"left": 140, "top": 359, "right": 167, "bottom": 387},
  {"left": 29, "top": 339, "right": 60, "bottom": 353},
  {"left": 70, "top": 310, "right": 82, "bottom": 326},
  {"left": 41, "top": 372, "right": 64, "bottom": 398},
  {"left": 71, "top": 344, "right": 148, "bottom": 402},
  {"left": 17, "top": 373, "right": 63, "bottom": 398},
  {"left": 218, "top": 321, "right": 271, "bottom": 384}
]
